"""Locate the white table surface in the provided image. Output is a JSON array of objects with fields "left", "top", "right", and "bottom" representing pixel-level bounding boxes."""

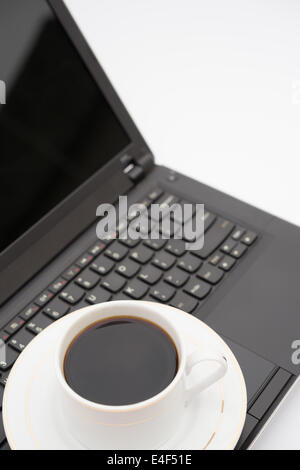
[{"left": 65, "top": 0, "right": 300, "bottom": 449}]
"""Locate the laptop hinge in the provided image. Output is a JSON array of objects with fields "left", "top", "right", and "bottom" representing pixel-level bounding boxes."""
[{"left": 121, "top": 152, "right": 154, "bottom": 183}]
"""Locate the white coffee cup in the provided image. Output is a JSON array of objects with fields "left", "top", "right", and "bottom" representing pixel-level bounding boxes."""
[{"left": 55, "top": 301, "right": 227, "bottom": 449}]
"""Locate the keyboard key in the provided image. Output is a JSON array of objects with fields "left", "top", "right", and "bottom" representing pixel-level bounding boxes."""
[
  {"left": 0, "top": 332, "right": 9, "bottom": 343},
  {"left": 151, "top": 194, "right": 179, "bottom": 221},
  {"left": 75, "top": 253, "right": 94, "bottom": 268},
  {"left": 183, "top": 278, "right": 212, "bottom": 300},
  {"left": 105, "top": 242, "right": 128, "bottom": 261},
  {"left": 44, "top": 299, "right": 70, "bottom": 320},
  {"left": 101, "top": 273, "right": 126, "bottom": 293},
  {"left": 138, "top": 196, "right": 152, "bottom": 208},
  {"left": 242, "top": 231, "right": 258, "bottom": 246},
  {"left": 130, "top": 245, "right": 153, "bottom": 264},
  {"left": 62, "top": 265, "right": 81, "bottom": 281},
  {"left": 219, "top": 256, "right": 236, "bottom": 271},
  {"left": 124, "top": 280, "right": 149, "bottom": 299},
  {"left": 90, "top": 255, "right": 115, "bottom": 275},
  {"left": 129, "top": 214, "right": 153, "bottom": 235},
  {"left": 220, "top": 239, "right": 237, "bottom": 254},
  {"left": 152, "top": 252, "right": 176, "bottom": 271},
  {"left": 9, "top": 329, "right": 35, "bottom": 353},
  {"left": 69, "top": 301, "right": 90, "bottom": 313},
  {"left": 159, "top": 219, "right": 182, "bottom": 238},
  {"left": 203, "top": 210, "right": 217, "bottom": 232},
  {"left": 48, "top": 277, "right": 68, "bottom": 294},
  {"left": 126, "top": 207, "right": 140, "bottom": 223},
  {"left": 150, "top": 283, "right": 175, "bottom": 302},
  {"left": 192, "top": 218, "right": 235, "bottom": 259},
  {"left": 119, "top": 238, "right": 140, "bottom": 248},
  {"left": 182, "top": 215, "right": 204, "bottom": 242},
  {"left": 99, "top": 232, "right": 117, "bottom": 243},
  {"left": 143, "top": 238, "right": 167, "bottom": 251},
  {"left": 156, "top": 193, "right": 179, "bottom": 207},
  {"left": 26, "top": 314, "right": 53, "bottom": 335},
  {"left": 209, "top": 251, "right": 224, "bottom": 266},
  {"left": 171, "top": 200, "right": 195, "bottom": 224},
  {"left": 164, "top": 268, "right": 189, "bottom": 287},
  {"left": 197, "top": 264, "right": 224, "bottom": 285},
  {"left": 88, "top": 241, "right": 106, "bottom": 256},
  {"left": 170, "top": 292, "right": 198, "bottom": 313},
  {"left": 165, "top": 239, "right": 186, "bottom": 257},
  {"left": 177, "top": 253, "right": 202, "bottom": 273},
  {"left": 148, "top": 187, "right": 164, "bottom": 201},
  {"left": 4, "top": 317, "right": 25, "bottom": 335},
  {"left": 75, "top": 269, "right": 100, "bottom": 289},
  {"left": 60, "top": 284, "right": 85, "bottom": 304},
  {"left": 116, "top": 219, "right": 128, "bottom": 236},
  {"left": 0, "top": 347, "right": 19, "bottom": 371},
  {"left": 231, "top": 227, "right": 245, "bottom": 241},
  {"left": 86, "top": 287, "right": 112, "bottom": 304},
  {"left": 34, "top": 290, "right": 54, "bottom": 307},
  {"left": 231, "top": 243, "right": 248, "bottom": 259},
  {"left": 138, "top": 265, "right": 162, "bottom": 285},
  {"left": 116, "top": 259, "right": 140, "bottom": 278},
  {"left": 127, "top": 204, "right": 146, "bottom": 222}
]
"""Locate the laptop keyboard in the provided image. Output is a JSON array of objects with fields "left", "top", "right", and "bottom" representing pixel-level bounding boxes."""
[{"left": 0, "top": 187, "right": 258, "bottom": 449}]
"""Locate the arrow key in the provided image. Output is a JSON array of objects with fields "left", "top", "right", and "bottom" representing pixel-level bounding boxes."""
[{"left": 60, "top": 284, "right": 85, "bottom": 304}]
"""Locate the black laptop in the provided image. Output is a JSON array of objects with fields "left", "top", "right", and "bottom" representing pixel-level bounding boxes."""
[{"left": 0, "top": 0, "right": 299, "bottom": 450}]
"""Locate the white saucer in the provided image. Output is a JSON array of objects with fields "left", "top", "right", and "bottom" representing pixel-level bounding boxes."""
[{"left": 3, "top": 303, "right": 247, "bottom": 450}]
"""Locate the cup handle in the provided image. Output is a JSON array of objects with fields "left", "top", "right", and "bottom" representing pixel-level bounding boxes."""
[{"left": 185, "top": 350, "right": 228, "bottom": 403}]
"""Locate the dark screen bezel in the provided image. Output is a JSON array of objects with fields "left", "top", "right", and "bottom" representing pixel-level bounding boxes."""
[{"left": 0, "top": 0, "right": 153, "bottom": 305}]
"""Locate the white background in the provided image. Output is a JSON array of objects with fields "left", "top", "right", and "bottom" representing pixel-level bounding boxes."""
[{"left": 65, "top": 0, "right": 300, "bottom": 449}]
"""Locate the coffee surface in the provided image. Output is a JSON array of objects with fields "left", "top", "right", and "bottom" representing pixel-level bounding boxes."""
[{"left": 64, "top": 316, "right": 178, "bottom": 405}]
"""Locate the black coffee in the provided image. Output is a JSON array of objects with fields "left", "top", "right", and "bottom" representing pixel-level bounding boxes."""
[{"left": 64, "top": 316, "right": 178, "bottom": 406}]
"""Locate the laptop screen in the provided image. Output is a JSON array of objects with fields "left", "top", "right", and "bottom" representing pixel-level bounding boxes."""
[{"left": 0, "top": 0, "right": 130, "bottom": 254}]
